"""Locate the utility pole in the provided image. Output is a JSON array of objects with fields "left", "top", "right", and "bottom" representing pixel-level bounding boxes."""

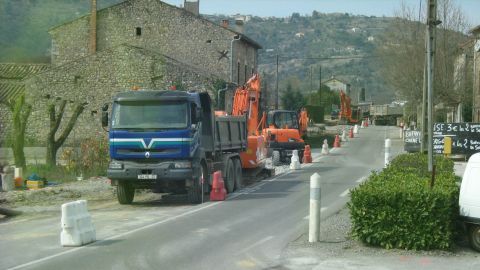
[
  {"left": 310, "top": 66, "right": 313, "bottom": 98},
  {"left": 318, "top": 66, "right": 322, "bottom": 105},
  {"left": 421, "top": 36, "right": 427, "bottom": 153},
  {"left": 427, "top": 0, "right": 440, "bottom": 172},
  {"left": 275, "top": 54, "right": 279, "bottom": 109}
]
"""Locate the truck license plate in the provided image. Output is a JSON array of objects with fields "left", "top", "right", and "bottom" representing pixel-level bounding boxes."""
[{"left": 137, "top": 174, "right": 157, "bottom": 180}]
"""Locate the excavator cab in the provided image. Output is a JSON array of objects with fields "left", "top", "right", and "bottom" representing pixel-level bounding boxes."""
[{"left": 264, "top": 110, "right": 305, "bottom": 165}]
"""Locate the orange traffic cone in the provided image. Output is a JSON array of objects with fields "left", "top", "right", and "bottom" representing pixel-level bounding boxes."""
[
  {"left": 334, "top": 134, "right": 341, "bottom": 148},
  {"left": 210, "top": 171, "right": 226, "bottom": 201},
  {"left": 349, "top": 127, "right": 354, "bottom": 138},
  {"left": 303, "top": 145, "right": 312, "bottom": 163}
]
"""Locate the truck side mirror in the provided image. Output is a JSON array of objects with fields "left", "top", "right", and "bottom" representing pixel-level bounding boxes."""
[
  {"left": 191, "top": 104, "right": 202, "bottom": 124},
  {"left": 101, "top": 103, "right": 109, "bottom": 128},
  {"left": 196, "top": 108, "right": 203, "bottom": 122}
]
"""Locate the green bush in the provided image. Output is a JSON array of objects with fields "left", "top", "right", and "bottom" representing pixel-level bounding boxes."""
[
  {"left": 305, "top": 105, "right": 324, "bottom": 123},
  {"left": 348, "top": 153, "right": 459, "bottom": 250}
]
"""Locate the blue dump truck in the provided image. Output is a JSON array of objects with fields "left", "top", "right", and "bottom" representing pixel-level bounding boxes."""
[{"left": 102, "top": 90, "right": 247, "bottom": 204}]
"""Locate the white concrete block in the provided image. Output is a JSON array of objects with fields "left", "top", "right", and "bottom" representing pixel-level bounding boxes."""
[{"left": 61, "top": 200, "right": 96, "bottom": 247}]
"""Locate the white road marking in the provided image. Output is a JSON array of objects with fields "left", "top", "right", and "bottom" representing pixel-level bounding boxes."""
[
  {"left": 339, "top": 189, "right": 350, "bottom": 197},
  {"left": 7, "top": 160, "right": 306, "bottom": 270},
  {"left": 356, "top": 176, "right": 368, "bottom": 183},
  {"left": 0, "top": 218, "right": 28, "bottom": 227},
  {"left": 237, "top": 235, "right": 274, "bottom": 255}
]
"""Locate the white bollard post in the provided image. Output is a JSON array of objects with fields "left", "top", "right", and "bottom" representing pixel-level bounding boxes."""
[
  {"left": 290, "top": 150, "right": 301, "bottom": 170},
  {"left": 385, "top": 139, "right": 391, "bottom": 168},
  {"left": 353, "top": 124, "right": 359, "bottom": 134},
  {"left": 360, "top": 120, "right": 365, "bottom": 128},
  {"left": 341, "top": 129, "right": 347, "bottom": 142},
  {"left": 321, "top": 139, "right": 329, "bottom": 155},
  {"left": 309, "top": 173, "right": 321, "bottom": 242}
]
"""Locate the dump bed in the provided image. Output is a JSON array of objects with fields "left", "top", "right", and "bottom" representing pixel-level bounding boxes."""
[
  {"left": 370, "top": 105, "right": 403, "bottom": 116},
  {"left": 214, "top": 115, "right": 247, "bottom": 152}
]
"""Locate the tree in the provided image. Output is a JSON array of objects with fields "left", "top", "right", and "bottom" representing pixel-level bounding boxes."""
[
  {"left": 281, "top": 82, "right": 306, "bottom": 111},
  {"left": 46, "top": 99, "right": 85, "bottom": 167},
  {"left": 307, "top": 85, "right": 340, "bottom": 113},
  {"left": 6, "top": 94, "right": 32, "bottom": 169},
  {"left": 377, "top": 0, "right": 470, "bottom": 110}
]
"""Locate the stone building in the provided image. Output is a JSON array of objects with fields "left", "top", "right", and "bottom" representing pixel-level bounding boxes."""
[
  {"left": 472, "top": 25, "right": 480, "bottom": 122},
  {"left": 2, "top": 0, "right": 262, "bottom": 145}
]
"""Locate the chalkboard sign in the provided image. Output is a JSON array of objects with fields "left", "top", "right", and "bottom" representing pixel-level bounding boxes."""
[
  {"left": 433, "top": 123, "right": 480, "bottom": 155},
  {"left": 404, "top": 130, "right": 421, "bottom": 152}
]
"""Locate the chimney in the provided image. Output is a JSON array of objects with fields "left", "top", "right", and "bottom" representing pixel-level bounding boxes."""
[
  {"left": 89, "top": 0, "right": 97, "bottom": 54},
  {"left": 234, "top": 18, "right": 244, "bottom": 34},
  {"left": 184, "top": 0, "right": 199, "bottom": 16},
  {"left": 221, "top": 19, "right": 229, "bottom": 28}
]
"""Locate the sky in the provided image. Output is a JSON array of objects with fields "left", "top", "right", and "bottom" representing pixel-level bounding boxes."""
[{"left": 163, "top": 0, "right": 480, "bottom": 27}]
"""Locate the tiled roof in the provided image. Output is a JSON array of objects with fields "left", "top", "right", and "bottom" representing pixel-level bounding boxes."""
[
  {"left": 0, "top": 63, "right": 49, "bottom": 80},
  {"left": 0, "top": 63, "right": 49, "bottom": 104},
  {"left": 0, "top": 83, "right": 24, "bottom": 104}
]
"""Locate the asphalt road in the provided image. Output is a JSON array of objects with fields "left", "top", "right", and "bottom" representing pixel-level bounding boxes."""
[{"left": 0, "top": 126, "right": 402, "bottom": 270}]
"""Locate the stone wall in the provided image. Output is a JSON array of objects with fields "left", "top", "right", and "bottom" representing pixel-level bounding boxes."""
[
  {"left": 0, "top": 104, "right": 10, "bottom": 144},
  {"left": 23, "top": 44, "right": 220, "bottom": 145},
  {"left": 49, "top": 0, "right": 259, "bottom": 84}
]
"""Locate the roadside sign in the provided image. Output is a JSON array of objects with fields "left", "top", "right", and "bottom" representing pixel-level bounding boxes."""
[
  {"left": 404, "top": 130, "right": 421, "bottom": 152},
  {"left": 433, "top": 123, "right": 480, "bottom": 155}
]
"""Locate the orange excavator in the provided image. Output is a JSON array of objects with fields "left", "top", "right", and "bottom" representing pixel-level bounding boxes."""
[
  {"left": 229, "top": 74, "right": 268, "bottom": 171},
  {"left": 339, "top": 90, "right": 358, "bottom": 124},
  {"left": 228, "top": 73, "right": 308, "bottom": 167},
  {"left": 262, "top": 109, "right": 307, "bottom": 165}
]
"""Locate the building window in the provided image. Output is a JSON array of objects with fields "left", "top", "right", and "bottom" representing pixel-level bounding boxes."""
[{"left": 136, "top": 27, "right": 142, "bottom": 36}]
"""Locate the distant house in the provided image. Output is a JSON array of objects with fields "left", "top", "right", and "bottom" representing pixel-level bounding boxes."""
[
  {"left": 323, "top": 77, "right": 349, "bottom": 93},
  {"left": 2, "top": 0, "right": 262, "bottom": 144},
  {"left": 295, "top": 32, "right": 305, "bottom": 38}
]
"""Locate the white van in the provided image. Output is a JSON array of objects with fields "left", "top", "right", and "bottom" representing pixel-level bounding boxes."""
[{"left": 459, "top": 153, "right": 480, "bottom": 252}]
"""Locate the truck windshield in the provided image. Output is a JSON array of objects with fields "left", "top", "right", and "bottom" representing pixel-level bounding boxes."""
[{"left": 111, "top": 101, "right": 188, "bottom": 130}]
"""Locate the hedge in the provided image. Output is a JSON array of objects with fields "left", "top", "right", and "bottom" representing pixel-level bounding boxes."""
[
  {"left": 348, "top": 153, "right": 459, "bottom": 250},
  {"left": 305, "top": 105, "right": 324, "bottom": 123}
]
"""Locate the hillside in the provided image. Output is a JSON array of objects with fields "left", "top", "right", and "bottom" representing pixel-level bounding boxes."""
[
  {"left": 206, "top": 12, "right": 396, "bottom": 104},
  {"left": 0, "top": 0, "right": 123, "bottom": 63},
  {"left": 0, "top": 1, "right": 395, "bottom": 103}
]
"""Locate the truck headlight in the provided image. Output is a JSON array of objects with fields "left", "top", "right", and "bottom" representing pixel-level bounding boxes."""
[
  {"left": 109, "top": 161, "right": 123, "bottom": 169},
  {"left": 174, "top": 161, "right": 192, "bottom": 169},
  {"left": 288, "top": 138, "right": 297, "bottom": 142}
]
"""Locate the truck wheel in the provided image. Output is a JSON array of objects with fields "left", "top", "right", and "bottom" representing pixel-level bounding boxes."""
[
  {"left": 117, "top": 182, "right": 134, "bottom": 205},
  {"left": 272, "top": 151, "right": 280, "bottom": 166},
  {"left": 233, "top": 158, "right": 243, "bottom": 191},
  {"left": 468, "top": 224, "right": 480, "bottom": 252},
  {"left": 187, "top": 165, "right": 205, "bottom": 204},
  {"left": 224, "top": 159, "right": 235, "bottom": 194}
]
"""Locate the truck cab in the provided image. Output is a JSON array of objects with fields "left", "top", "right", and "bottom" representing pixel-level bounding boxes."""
[{"left": 103, "top": 90, "right": 207, "bottom": 204}]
